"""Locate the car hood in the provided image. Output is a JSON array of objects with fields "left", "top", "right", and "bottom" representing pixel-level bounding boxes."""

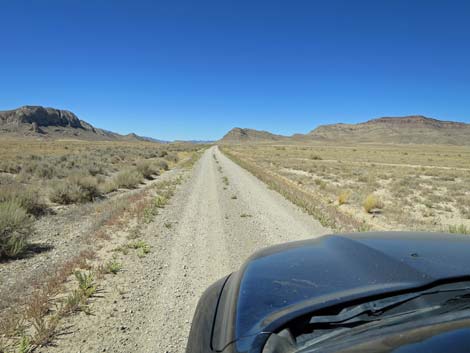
[{"left": 213, "top": 232, "right": 470, "bottom": 352}]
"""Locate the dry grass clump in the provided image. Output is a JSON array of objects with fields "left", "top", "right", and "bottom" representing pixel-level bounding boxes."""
[
  {"left": 338, "top": 190, "right": 351, "bottom": 205},
  {"left": 49, "top": 175, "right": 101, "bottom": 204},
  {"left": 0, "top": 201, "right": 33, "bottom": 258},
  {"left": 113, "top": 169, "right": 144, "bottom": 189},
  {"left": 362, "top": 193, "right": 384, "bottom": 213}
]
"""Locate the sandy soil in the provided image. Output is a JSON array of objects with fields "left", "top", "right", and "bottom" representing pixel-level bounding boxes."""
[{"left": 41, "top": 146, "right": 328, "bottom": 353}]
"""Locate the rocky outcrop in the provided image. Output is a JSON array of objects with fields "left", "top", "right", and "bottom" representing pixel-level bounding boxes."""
[
  {"left": 0, "top": 106, "right": 85, "bottom": 129},
  {"left": 0, "top": 106, "right": 159, "bottom": 142}
]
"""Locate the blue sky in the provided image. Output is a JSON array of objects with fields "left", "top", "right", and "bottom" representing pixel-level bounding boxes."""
[{"left": 1, "top": 0, "right": 469, "bottom": 140}]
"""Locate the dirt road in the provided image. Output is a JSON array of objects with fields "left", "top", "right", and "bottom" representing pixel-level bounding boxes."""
[{"left": 46, "top": 146, "right": 328, "bottom": 353}]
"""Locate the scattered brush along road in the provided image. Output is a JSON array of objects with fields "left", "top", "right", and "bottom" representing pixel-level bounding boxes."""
[{"left": 42, "top": 146, "right": 328, "bottom": 353}]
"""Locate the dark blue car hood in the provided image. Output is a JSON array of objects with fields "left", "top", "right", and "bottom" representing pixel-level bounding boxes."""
[{"left": 212, "top": 232, "right": 470, "bottom": 352}]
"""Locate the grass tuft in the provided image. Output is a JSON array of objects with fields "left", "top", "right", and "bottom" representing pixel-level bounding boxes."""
[
  {"left": 104, "top": 258, "right": 122, "bottom": 274},
  {"left": 74, "top": 271, "right": 96, "bottom": 298},
  {"left": 363, "top": 193, "right": 384, "bottom": 213},
  {"left": 338, "top": 190, "right": 351, "bottom": 205},
  {"left": 0, "top": 201, "right": 33, "bottom": 258}
]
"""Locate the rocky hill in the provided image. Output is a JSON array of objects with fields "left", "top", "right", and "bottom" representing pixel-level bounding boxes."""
[
  {"left": 306, "top": 115, "right": 470, "bottom": 145},
  {"left": 0, "top": 106, "right": 155, "bottom": 142},
  {"left": 219, "top": 127, "right": 287, "bottom": 143}
]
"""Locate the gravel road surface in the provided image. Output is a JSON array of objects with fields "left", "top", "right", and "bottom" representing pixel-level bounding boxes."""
[{"left": 44, "top": 146, "right": 328, "bottom": 353}]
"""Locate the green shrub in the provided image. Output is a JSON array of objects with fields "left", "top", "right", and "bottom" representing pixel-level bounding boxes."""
[
  {"left": 127, "top": 240, "right": 150, "bottom": 256},
  {"left": 104, "top": 258, "right": 122, "bottom": 274},
  {"left": 74, "top": 271, "right": 96, "bottom": 298},
  {"left": 0, "top": 201, "right": 33, "bottom": 258},
  {"left": 113, "top": 169, "right": 143, "bottom": 189},
  {"left": 154, "top": 195, "right": 168, "bottom": 208}
]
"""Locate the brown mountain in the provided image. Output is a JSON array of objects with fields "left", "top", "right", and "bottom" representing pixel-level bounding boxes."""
[
  {"left": 219, "top": 127, "right": 287, "bottom": 143},
  {"left": 220, "top": 115, "right": 470, "bottom": 145},
  {"left": 305, "top": 115, "right": 470, "bottom": 145},
  {"left": 0, "top": 106, "right": 157, "bottom": 142}
]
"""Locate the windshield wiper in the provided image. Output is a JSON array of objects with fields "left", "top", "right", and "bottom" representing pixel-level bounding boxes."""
[{"left": 309, "top": 284, "right": 470, "bottom": 326}]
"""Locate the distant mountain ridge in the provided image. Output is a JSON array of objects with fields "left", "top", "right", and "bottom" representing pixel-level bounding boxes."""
[
  {"left": 220, "top": 115, "right": 470, "bottom": 145},
  {"left": 306, "top": 115, "right": 470, "bottom": 144},
  {"left": 219, "top": 127, "right": 287, "bottom": 143},
  {"left": 0, "top": 106, "right": 160, "bottom": 142}
]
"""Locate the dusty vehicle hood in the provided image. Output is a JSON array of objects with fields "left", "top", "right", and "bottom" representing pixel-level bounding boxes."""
[{"left": 213, "top": 232, "right": 470, "bottom": 352}]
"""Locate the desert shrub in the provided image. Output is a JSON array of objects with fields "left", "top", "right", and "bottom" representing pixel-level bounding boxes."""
[
  {"left": 338, "top": 191, "right": 351, "bottom": 205},
  {"left": 357, "top": 174, "right": 369, "bottom": 183},
  {"left": 0, "top": 161, "right": 21, "bottom": 174},
  {"left": 363, "top": 193, "right": 384, "bottom": 213},
  {"left": 0, "top": 185, "right": 47, "bottom": 216},
  {"left": 110, "top": 156, "right": 121, "bottom": 164},
  {"left": 164, "top": 152, "right": 179, "bottom": 163},
  {"left": 87, "top": 163, "right": 104, "bottom": 176},
  {"left": 314, "top": 178, "right": 327, "bottom": 190},
  {"left": 136, "top": 160, "right": 156, "bottom": 179},
  {"left": 0, "top": 201, "right": 33, "bottom": 258},
  {"left": 0, "top": 174, "right": 15, "bottom": 185},
  {"left": 73, "top": 175, "right": 101, "bottom": 200},
  {"left": 101, "top": 180, "right": 118, "bottom": 194},
  {"left": 311, "top": 154, "right": 322, "bottom": 160},
  {"left": 103, "top": 258, "right": 122, "bottom": 274},
  {"left": 74, "top": 271, "right": 96, "bottom": 298},
  {"left": 49, "top": 182, "right": 81, "bottom": 204},
  {"left": 113, "top": 169, "right": 143, "bottom": 189},
  {"left": 34, "top": 164, "right": 55, "bottom": 179},
  {"left": 49, "top": 175, "right": 101, "bottom": 204},
  {"left": 155, "top": 159, "right": 169, "bottom": 171}
]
